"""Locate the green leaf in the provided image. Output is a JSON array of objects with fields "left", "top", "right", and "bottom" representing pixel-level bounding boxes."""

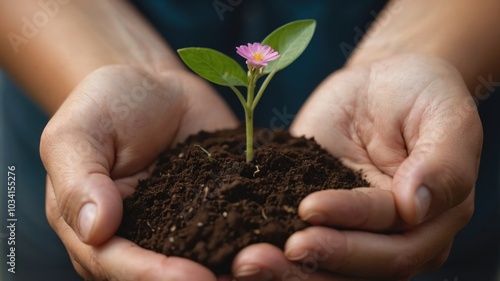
[
  {"left": 261, "top": 19, "right": 316, "bottom": 74},
  {"left": 177, "top": 48, "right": 248, "bottom": 87}
]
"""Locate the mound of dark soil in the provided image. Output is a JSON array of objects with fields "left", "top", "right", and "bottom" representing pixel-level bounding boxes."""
[{"left": 118, "top": 127, "right": 368, "bottom": 274}]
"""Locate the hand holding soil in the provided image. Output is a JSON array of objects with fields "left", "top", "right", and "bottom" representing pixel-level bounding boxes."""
[
  {"left": 42, "top": 65, "right": 238, "bottom": 280},
  {"left": 241, "top": 54, "right": 480, "bottom": 280}
]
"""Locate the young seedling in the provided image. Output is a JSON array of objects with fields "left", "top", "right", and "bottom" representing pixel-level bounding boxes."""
[
  {"left": 178, "top": 20, "right": 316, "bottom": 162},
  {"left": 194, "top": 145, "right": 214, "bottom": 163}
]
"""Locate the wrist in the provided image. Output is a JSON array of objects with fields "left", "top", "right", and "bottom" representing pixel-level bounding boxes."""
[
  {"left": 347, "top": 35, "right": 494, "bottom": 93},
  {"left": 346, "top": 0, "right": 500, "bottom": 93}
]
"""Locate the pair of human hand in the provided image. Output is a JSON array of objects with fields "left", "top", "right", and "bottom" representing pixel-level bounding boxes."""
[{"left": 41, "top": 54, "right": 482, "bottom": 281}]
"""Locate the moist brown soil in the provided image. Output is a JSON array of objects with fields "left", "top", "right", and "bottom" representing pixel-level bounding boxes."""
[{"left": 118, "top": 127, "right": 368, "bottom": 275}]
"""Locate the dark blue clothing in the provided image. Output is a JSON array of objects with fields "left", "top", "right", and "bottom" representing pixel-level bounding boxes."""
[
  {"left": 1, "top": 1, "right": 499, "bottom": 280},
  {"left": 1, "top": 76, "right": 82, "bottom": 281}
]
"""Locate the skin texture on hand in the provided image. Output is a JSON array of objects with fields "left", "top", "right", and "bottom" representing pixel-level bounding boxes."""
[
  {"left": 231, "top": 54, "right": 482, "bottom": 280},
  {"left": 41, "top": 65, "right": 238, "bottom": 280}
]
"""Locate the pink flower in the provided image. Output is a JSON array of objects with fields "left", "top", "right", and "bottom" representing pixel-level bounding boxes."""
[{"left": 236, "top": 42, "right": 280, "bottom": 69}]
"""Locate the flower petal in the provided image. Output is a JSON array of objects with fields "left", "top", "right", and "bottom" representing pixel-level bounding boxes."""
[{"left": 236, "top": 42, "right": 279, "bottom": 69}]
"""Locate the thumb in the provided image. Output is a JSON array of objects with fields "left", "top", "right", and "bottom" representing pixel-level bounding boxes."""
[
  {"left": 40, "top": 109, "right": 123, "bottom": 246},
  {"left": 392, "top": 102, "right": 482, "bottom": 225},
  {"left": 48, "top": 172, "right": 123, "bottom": 246}
]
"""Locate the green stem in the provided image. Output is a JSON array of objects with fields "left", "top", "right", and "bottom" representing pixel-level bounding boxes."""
[
  {"left": 245, "top": 110, "right": 253, "bottom": 162},
  {"left": 245, "top": 71, "right": 256, "bottom": 162},
  {"left": 252, "top": 69, "right": 277, "bottom": 111}
]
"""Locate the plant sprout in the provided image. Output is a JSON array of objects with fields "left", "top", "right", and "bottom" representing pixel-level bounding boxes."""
[{"left": 178, "top": 20, "right": 316, "bottom": 162}]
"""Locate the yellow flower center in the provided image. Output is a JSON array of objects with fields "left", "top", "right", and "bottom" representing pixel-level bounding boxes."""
[{"left": 253, "top": 53, "right": 263, "bottom": 61}]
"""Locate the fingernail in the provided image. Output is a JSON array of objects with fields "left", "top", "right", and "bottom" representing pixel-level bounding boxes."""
[
  {"left": 234, "top": 265, "right": 272, "bottom": 281},
  {"left": 78, "top": 203, "right": 97, "bottom": 241},
  {"left": 415, "top": 186, "right": 431, "bottom": 223},
  {"left": 302, "top": 212, "right": 327, "bottom": 224},
  {"left": 284, "top": 249, "right": 309, "bottom": 261}
]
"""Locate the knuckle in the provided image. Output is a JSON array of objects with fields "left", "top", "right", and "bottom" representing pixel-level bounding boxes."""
[
  {"left": 80, "top": 253, "right": 110, "bottom": 281},
  {"left": 40, "top": 117, "right": 68, "bottom": 151},
  {"left": 39, "top": 122, "right": 58, "bottom": 164}
]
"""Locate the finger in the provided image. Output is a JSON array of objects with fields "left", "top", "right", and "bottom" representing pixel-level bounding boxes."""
[
  {"left": 284, "top": 193, "right": 473, "bottom": 279},
  {"left": 232, "top": 244, "right": 370, "bottom": 281},
  {"left": 393, "top": 92, "right": 482, "bottom": 224},
  {"left": 298, "top": 188, "right": 401, "bottom": 231},
  {"left": 284, "top": 228, "right": 423, "bottom": 280},
  {"left": 99, "top": 239, "right": 217, "bottom": 281},
  {"left": 46, "top": 178, "right": 217, "bottom": 281},
  {"left": 81, "top": 238, "right": 217, "bottom": 281}
]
